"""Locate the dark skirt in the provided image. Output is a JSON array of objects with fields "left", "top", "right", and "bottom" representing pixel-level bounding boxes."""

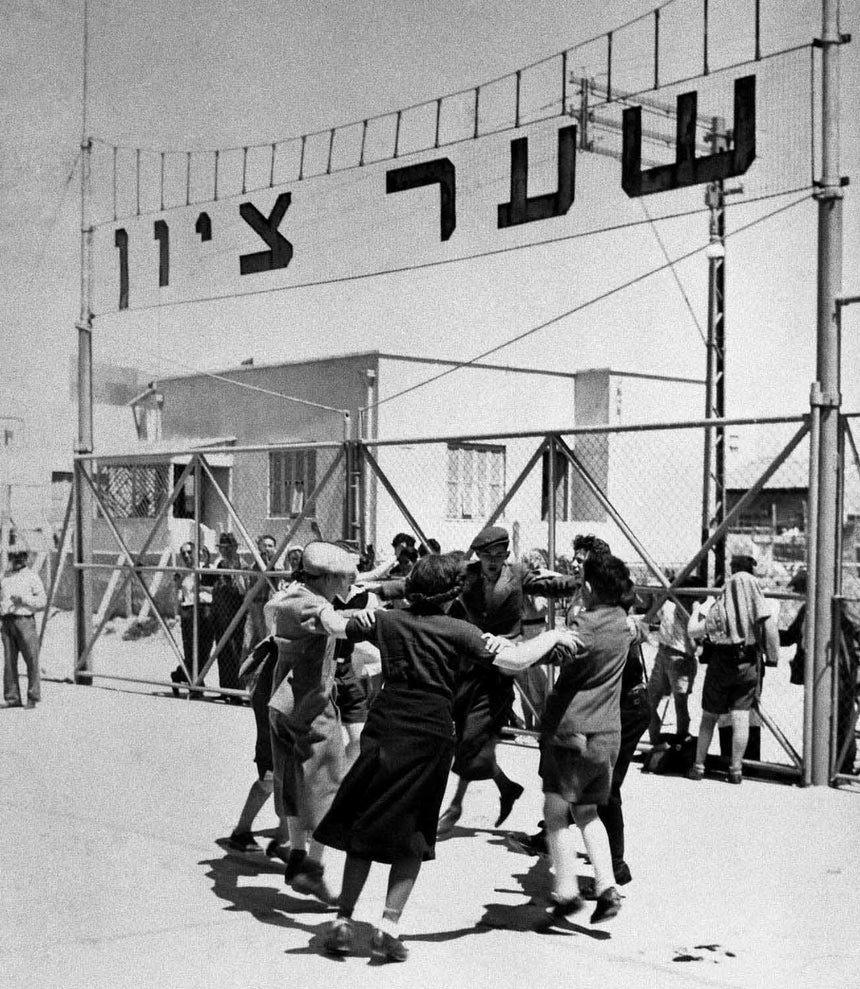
[
  {"left": 452, "top": 667, "right": 514, "bottom": 780},
  {"left": 314, "top": 686, "right": 454, "bottom": 863}
]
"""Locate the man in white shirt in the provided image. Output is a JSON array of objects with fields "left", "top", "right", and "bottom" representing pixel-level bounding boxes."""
[{"left": 1, "top": 550, "right": 47, "bottom": 709}]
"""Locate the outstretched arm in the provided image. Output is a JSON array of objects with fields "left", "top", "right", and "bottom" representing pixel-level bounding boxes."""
[
  {"left": 487, "top": 628, "right": 580, "bottom": 673},
  {"left": 314, "top": 604, "right": 377, "bottom": 639}
]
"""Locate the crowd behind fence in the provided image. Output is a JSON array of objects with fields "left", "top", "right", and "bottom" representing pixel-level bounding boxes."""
[{"left": 34, "top": 413, "right": 860, "bottom": 787}]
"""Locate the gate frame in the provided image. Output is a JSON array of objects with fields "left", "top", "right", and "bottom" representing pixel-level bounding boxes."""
[{"left": 68, "top": 411, "right": 856, "bottom": 782}]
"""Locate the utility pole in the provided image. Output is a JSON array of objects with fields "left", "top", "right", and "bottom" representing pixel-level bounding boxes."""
[
  {"left": 700, "top": 119, "right": 727, "bottom": 588},
  {"left": 809, "top": 0, "right": 846, "bottom": 785},
  {"left": 573, "top": 81, "right": 733, "bottom": 588},
  {"left": 700, "top": 117, "right": 743, "bottom": 588}
]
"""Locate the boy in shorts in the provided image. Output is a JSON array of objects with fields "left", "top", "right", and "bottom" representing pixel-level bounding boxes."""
[{"left": 497, "top": 553, "right": 638, "bottom": 926}]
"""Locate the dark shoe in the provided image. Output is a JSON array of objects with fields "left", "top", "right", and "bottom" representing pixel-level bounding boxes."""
[
  {"left": 291, "top": 860, "right": 338, "bottom": 905},
  {"left": 284, "top": 848, "right": 307, "bottom": 882},
  {"left": 170, "top": 668, "right": 187, "bottom": 698},
  {"left": 505, "top": 829, "right": 548, "bottom": 857},
  {"left": 577, "top": 877, "right": 597, "bottom": 899},
  {"left": 687, "top": 764, "right": 705, "bottom": 781},
  {"left": 590, "top": 886, "right": 622, "bottom": 924},
  {"left": 534, "top": 895, "right": 586, "bottom": 931},
  {"left": 265, "top": 839, "right": 290, "bottom": 864},
  {"left": 613, "top": 861, "right": 632, "bottom": 886},
  {"left": 495, "top": 782, "right": 525, "bottom": 827},
  {"left": 24, "top": 700, "right": 37, "bottom": 709},
  {"left": 436, "top": 806, "right": 462, "bottom": 838},
  {"left": 225, "top": 830, "right": 261, "bottom": 852},
  {"left": 370, "top": 928, "right": 408, "bottom": 962},
  {"left": 2, "top": 700, "right": 22, "bottom": 709},
  {"left": 728, "top": 770, "right": 743, "bottom": 785},
  {"left": 323, "top": 917, "right": 354, "bottom": 955}
]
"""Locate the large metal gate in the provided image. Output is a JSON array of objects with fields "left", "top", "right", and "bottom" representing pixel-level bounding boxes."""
[{"left": 38, "top": 412, "right": 860, "bottom": 785}]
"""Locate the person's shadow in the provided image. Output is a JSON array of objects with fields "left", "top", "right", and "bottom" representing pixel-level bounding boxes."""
[
  {"left": 200, "top": 844, "right": 336, "bottom": 946},
  {"left": 407, "top": 827, "right": 612, "bottom": 946},
  {"left": 202, "top": 828, "right": 609, "bottom": 961}
]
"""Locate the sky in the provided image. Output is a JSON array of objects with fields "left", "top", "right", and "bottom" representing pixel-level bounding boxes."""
[{"left": 1, "top": 0, "right": 859, "bottom": 447}]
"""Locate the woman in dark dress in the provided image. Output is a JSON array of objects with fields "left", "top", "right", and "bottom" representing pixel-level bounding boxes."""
[{"left": 312, "top": 552, "right": 572, "bottom": 963}]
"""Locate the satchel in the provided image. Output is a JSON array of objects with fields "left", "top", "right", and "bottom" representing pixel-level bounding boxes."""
[{"left": 239, "top": 635, "right": 277, "bottom": 695}]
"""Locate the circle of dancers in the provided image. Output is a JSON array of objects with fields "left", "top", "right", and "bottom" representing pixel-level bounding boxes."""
[{"left": 221, "top": 526, "right": 734, "bottom": 961}]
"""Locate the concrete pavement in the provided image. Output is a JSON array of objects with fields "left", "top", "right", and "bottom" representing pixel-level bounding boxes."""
[{"left": 2, "top": 679, "right": 859, "bottom": 989}]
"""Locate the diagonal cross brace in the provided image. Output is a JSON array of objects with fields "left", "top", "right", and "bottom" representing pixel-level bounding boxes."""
[
  {"left": 80, "top": 467, "right": 187, "bottom": 671},
  {"left": 554, "top": 435, "right": 691, "bottom": 621},
  {"left": 195, "top": 447, "right": 347, "bottom": 685},
  {"left": 361, "top": 446, "right": 430, "bottom": 548},
  {"left": 78, "top": 457, "right": 197, "bottom": 676},
  {"left": 646, "top": 421, "right": 810, "bottom": 616}
]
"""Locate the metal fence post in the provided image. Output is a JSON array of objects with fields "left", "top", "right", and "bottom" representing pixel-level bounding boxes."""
[
  {"left": 73, "top": 458, "right": 94, "bottom": 684},
  {"left": 192, "top": 453, "right": 202, "bottom": 685},
  {"left": 810, "top": 0, "right": 844, "bottom": 786},
  {"left": 547, "top": 434, "right": 557, "bottom": 629},
  {"left": 803, "top": 397, "right": 821, "bottom": 785}
]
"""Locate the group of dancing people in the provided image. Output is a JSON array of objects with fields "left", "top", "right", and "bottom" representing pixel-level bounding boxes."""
[{"left": 229, "top": 525, "right": 650, "bottom": 962}]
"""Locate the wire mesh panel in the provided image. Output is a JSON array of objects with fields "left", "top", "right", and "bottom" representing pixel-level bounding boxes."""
[
  {"left": 366, "top": 435, "right": 559, "bottom": 565},
  {"left": 77, "top": 444, "right": 351, "bottom": 697},
  {"left": 94, "top": 462, "right": 171, "bottom": 520},
  {"left": 835, "top": 415, "right": 860, "bottom": 782},
  {"left": 68, "top": 416, "right": 842, "bottom": 778}
]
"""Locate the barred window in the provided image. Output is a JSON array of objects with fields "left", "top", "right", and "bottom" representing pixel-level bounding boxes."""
[
  {"left": 96, "top": 464, "right": 168, "bottom": 518},
  {"left": 446, "top": 443, "right": 505, "bottom": 520},
  {"left": 270, "top": 450, "right": 317, "bottom": 518}
]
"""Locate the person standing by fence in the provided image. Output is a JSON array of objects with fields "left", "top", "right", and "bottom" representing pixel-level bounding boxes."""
[
  {"left": 1, "top": 549, "right": 47, "bottom": 709},
  {"left": 171, "top": 542, "right": 215, "bottom": 696},
  {"left": 211, "top": 532, "right": 247, "bottom": 699},
  {"left": 687, "top": 553, "right": 780, "bottom": 785}
]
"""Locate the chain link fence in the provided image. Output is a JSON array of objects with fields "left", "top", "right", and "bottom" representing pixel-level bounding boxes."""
[{"left": 47, "top": 414, "right": 860, "bottom": 784}]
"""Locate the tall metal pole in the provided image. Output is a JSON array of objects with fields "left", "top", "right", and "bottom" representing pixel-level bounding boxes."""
[
  {"left": 810, "top": 0, "right": 844, "bottom": 785},
  {"left": 701, "top": 118, "right": 728, "bottom": 587},
  {"left": 74, "top": 0, "right": 94, "bottom": 684}
]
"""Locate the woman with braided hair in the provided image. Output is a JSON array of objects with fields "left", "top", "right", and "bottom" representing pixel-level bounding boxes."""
[{"left": 311, "top": 551, "right": 573, "bottom": 963}]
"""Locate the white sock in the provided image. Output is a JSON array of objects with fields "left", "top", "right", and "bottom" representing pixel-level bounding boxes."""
[
  {"left": 579, "top": 815, "right": 615, "bottom": 896},
  {"left": 378, "top": 917, "right": 400, "bottom": 938}
]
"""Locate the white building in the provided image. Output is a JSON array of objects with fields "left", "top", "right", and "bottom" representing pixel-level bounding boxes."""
[{"left": 119, "top": 352, "right": 705, "bottom": 567}]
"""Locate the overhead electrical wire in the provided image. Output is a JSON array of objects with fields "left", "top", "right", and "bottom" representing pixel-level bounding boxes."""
[
  {"left": 638, "top": 198, "right": 707, "bottom": 345},
  {"left": 109, "top": 191, "right": 813, "bottom": 417},
  {"left": 360, "top": 191, "right": 812, "bottom": 414},
  {"left": 127, "top": 349, "right": 348, "bottom": 415}
]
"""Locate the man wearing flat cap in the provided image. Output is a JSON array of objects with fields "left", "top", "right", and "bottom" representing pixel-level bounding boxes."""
[
  {"left": 264, "top": 541, "right": 362, "bottom": 904},
  {"left": 438, "top": 525, "right": 579, "bottom": 835}
]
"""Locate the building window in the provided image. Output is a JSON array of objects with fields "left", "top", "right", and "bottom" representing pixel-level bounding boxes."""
[
  {"left": 270, "top": 450, "right": 317, "bottom": 518},
  {"left": 96, "top": 464, "right": 168, "bottom": 518},
  {"left": 172, "top": 464, "right": 195, "bottom": 519},
  {"left": 446, "top": 443, "right": 505, "bottom": 520}
]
